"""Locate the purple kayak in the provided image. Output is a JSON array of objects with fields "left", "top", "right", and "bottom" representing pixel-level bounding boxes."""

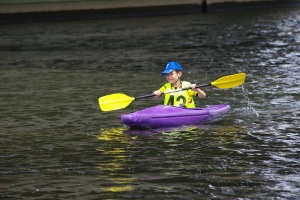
[{"left": 121, "top": 104, "right": 230, "bottom": 129}]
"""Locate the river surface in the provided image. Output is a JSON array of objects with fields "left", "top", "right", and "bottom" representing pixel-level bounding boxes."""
[{"left": 1, "top": 7, "right": 300, "bottom": 199}]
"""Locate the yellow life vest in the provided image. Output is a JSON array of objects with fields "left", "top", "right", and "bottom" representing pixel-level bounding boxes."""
[{"left": 159, "top": 81, "right": 197, "bottom": 108}]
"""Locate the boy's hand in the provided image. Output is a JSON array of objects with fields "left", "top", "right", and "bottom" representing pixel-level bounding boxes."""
[
  {"left": 190, "top": 84, "right": 197, "bottom": 90},
  {"left": 190, "top": 84, "right": 206, "bottom": 98},
  {"left": 153, "top": 90, "right": 161, "bottom": 98}
]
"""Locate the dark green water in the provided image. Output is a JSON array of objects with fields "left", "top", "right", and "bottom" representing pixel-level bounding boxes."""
[{"left": 1, "top": 7, "right": 299, "bottom": 199}]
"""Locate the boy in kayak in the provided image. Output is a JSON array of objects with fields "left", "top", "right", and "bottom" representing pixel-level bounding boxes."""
[{"left": 153, "top": 61, "right": 206, "bottom": 108}]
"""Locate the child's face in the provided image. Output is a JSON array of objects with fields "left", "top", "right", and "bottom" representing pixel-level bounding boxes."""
[{"left": 165, "top": 70, "right": 182, "bottom": 84}]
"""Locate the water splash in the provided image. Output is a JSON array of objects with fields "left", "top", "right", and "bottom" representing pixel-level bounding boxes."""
[{"left": 241, "top": 85, "right": 259, "bottom": 117}]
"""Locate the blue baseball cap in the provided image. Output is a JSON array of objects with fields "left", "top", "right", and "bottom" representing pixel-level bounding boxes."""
[{"left": 162, "top": 62, "right": 182, "bottom": 76}]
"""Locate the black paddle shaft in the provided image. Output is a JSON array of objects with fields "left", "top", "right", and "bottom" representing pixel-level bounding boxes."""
[{"left": 134, "top": 83, "right": 211, "bottom": 101}]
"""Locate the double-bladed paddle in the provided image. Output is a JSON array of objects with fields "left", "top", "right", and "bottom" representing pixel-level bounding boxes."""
[{"left": 98, "top": 73, "right": 246, "bottom": 112}]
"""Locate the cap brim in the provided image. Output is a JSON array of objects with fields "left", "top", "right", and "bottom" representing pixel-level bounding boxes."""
[{"left": 162, "top": 69, "right": 174, "bottom": 76}]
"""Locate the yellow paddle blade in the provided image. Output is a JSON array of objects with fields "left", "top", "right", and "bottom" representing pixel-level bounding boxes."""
[
  {"left": 211, "top": 73, "right": 246, "bottom": 89},
  {"left": 98, "top": 93, "right": 135, "bottom": 112}
]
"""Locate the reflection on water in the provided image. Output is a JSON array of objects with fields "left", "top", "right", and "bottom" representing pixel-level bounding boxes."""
[
  {"left": 96, "top": 127, "right": 137, "bottom": 192},
  {"left": 94, "top": 124, "right": 249, "bottom": 196}
]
